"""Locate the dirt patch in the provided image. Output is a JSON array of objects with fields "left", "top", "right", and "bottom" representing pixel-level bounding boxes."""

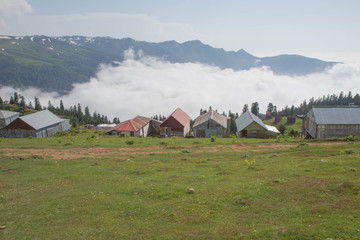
[
  {"left": 0, "top": 141, "right": 349, "bottom": 160},
  {"left": 2, "top": 169, "right": 17, "bottom": 173}
]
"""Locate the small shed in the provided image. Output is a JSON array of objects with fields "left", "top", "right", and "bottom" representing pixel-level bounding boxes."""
[
  {"left": 274, "top": 114, "right": 282, "bottom": 123},
  {"left": 160, "top": 107, "right": 191, "bottom": 138},
  {"left": 106, "top": 116, "right": 160, "bottom": 137},
  {"left": 235, "top": 111, "right": 279, "bottom": 138},
  {"left": 286, "top": 116, "right": 296, "bottom": 124},
  {"left": 303, "top": 107, "right": 360, "bottom": 139},
  {"left": 0, "top": 110, "right": 70, "bottom": 138},
  {"left": 193, "top": 110, "right": 230, "bottom": 138},
  {"left": 0, "top": 110, "right": 19, "bottom": 127}
]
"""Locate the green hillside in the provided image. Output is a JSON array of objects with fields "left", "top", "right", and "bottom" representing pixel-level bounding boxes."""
[{"left": 0, "top": 36, "right": 117, "bottom": 93}]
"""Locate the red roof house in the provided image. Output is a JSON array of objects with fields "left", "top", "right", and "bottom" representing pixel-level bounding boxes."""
[
  {"left": 160, "top": 107, "right": 191, "bottom": 138},
  {"left": 107, "top": 116, "right": 155, "bottom": 137}
]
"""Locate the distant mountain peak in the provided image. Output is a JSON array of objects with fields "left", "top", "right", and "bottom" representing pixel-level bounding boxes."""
[{"left": 0, "top": 35, "right": 339, "bottom": 93}]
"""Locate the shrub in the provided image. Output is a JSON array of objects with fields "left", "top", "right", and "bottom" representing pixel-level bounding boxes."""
[
  {"left": 278, "top": 124, "right": 286, "bottom": 135},
  {"left": 118, "top": 133, "right": 126, "bottom": 138},
  {"left": 125, "top": 140, "right": 134, "bottom": 145},
  {"left": 289, "top": 129, "right": 299, "bottom": 137},
  {"left": 210, "top": 136, "right": 217, "bottom": 142}
]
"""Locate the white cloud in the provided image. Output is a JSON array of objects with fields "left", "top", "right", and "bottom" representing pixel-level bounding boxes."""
[
  {"left": 1, "top": 54, "right": 360, "bottom": 121},
  {"left": 0, "top": 0, "right": 32, "bottom": 27}
]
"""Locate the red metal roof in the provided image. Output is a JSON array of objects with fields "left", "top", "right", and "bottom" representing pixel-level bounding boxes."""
[
  {"left": 115, "top": 116, "right": 151, "bottom": 132},
  {"left": 161, "top": 107, "right": 191, "bottom": 127}
]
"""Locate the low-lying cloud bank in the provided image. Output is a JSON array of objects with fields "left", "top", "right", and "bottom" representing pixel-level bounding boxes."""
[{"left": 1, "top": 52, "right": 360, "bottom": 121}]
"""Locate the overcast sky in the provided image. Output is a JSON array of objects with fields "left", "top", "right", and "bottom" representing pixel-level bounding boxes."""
[{"left": 1, "top": 0, "right": 360, "bottom": 63}]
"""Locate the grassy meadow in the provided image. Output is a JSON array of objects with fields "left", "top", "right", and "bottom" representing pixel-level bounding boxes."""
[{"left": 0, "top": 129, "right": 360, "bottom": 239}]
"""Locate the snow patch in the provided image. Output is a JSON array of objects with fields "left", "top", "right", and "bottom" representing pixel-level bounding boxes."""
[
  {"left": 48, "top": 38, "right": 51, "bottom": 43},
  {"left": 30, "top": 37, "right": 34, "bottom": 42},
  {"left": 1, "top": 48, "right": 5, "bottom": 52},
  {"left": 0, "top": 36, "right": 11, "bottom": 39}
]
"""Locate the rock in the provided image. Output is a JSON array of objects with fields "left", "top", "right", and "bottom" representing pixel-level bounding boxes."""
[
  {"left": 187, "top": 188, "right": 195, "bottom": 194},
  {"left": 0, "top": 226, "right": 6, "bottom": 229}
]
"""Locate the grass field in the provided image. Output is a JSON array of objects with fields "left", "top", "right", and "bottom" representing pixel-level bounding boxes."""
[{"left": 1, "top": 129, "right": 359, "bottom": 239}]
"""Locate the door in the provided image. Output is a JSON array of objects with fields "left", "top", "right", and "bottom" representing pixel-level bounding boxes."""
[{"left": 165, "top": 127, "right": 171, "bottom": 137}]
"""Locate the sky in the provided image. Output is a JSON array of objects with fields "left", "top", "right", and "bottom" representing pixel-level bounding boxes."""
[
  {"left": 1, "top": 0, "right": 360, "bottom": 120},
  {"left": 1, "top": 0, "right": 360, "bottom": 62}
]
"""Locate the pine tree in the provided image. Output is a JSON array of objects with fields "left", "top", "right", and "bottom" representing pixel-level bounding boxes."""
[
  {"left": 34, "top": 97, "right": 42, "bottom": 111},
  {"left": 0, "top": 97, "right": 3, "bottom": 109},
  {"left": 59, "top": 100, "right": 65, "bottom": 113},
  {"left": 19, "top": 96, "right": 26, "bottom": 113},
  {"left": 251, "top": 102, "right": 259, "bottom": 116},
  {"left": 242, "top": 104, "right": 248, "bottom": 113}
]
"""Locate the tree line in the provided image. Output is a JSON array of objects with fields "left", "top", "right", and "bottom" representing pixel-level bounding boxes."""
[{"left": 1, "top": 92, "right": 115, "bottom": 127}]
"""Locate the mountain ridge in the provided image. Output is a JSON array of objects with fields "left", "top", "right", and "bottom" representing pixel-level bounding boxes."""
[{"left": 0, "top": 35, "right": 338, "bottom": 93}]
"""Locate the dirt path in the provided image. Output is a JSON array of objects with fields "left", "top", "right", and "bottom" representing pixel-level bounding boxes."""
[{"left": 0, "top": 142, "right": 349, "bottom": 161}]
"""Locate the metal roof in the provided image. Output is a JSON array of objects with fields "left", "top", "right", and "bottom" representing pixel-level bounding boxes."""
[
  {"left": 20, "top": 110, "right": 66, "bottom": 130},
  {"left": 0, "top": 110, "right": 19, "bottom": 119},
  {"left": 235, "top": 111, "right": 267, "bottom": 131},
  {"left": 161, "top": 107, "right": 190, "bottom": 127},
  {"left": 115, "top": 116, "right": 151, "bottom": 132},
  {"left": 193, "top": 110, "right": 228, "bottom": 129},
  {"left": 264, "top": 124, "right": 280, "bottom": 133},
  {"left": 312, "top": 107, "right": 360, "bottom": 124}
]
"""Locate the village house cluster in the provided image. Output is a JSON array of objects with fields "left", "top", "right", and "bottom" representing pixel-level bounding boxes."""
[{"left": 1, "top": 106, "right": 360, "bottom": 139}]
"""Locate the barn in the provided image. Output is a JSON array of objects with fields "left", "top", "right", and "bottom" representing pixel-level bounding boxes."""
[
  {"left": 303, "top": 107, "right": 360, "bottom": 139},
  {"left": 160, "top": 108, "right": 191, "bottom": 138},
  {"left": 0, "top": 110, "right": 70, "bottom": 138},
  {"left": 193, "top": 110, "right": 230, "bottom": 138},
  {"left": 0, "top": 110, "right": 20, "bottom": 127},
  {"left": 106, "top": 116, "right": 160, "bottom": 137},
  {"left": 235, "top": 111, "right": 279, "bottom": 138}
]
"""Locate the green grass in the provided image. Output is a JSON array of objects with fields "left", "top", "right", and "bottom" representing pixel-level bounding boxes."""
[{"left": 0, "top": 132, "right": 360, "bottom": 239}]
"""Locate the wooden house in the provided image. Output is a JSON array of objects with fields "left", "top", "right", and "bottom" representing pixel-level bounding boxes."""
[
  {"left": 303, "top": 107, "right": 360, "bottom": 139},
  {"left": 106, "top": 115, "right": 160, "bottom": 137},
  {"left": 0, "top": 110, "right": 19, "bottom": 127},
  {"left": 160, "top": 108, "right": 191, "bottom": 138},
  {"left": 287, "top": 116, "right": 296, "bottom": 124},
  {"left": 235, "top": 111, "right": 279, "bottom": 138},
  {"left": 0, "top": 110, "right": 70, "bottom": 138},
  {"left": 193, "top": 110, "right": 230, "bottom": 138}
]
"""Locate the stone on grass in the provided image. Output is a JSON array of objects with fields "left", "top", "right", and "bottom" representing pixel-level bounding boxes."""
[{"left": 187, "top": 188, "right": 195, "bottom": 194}]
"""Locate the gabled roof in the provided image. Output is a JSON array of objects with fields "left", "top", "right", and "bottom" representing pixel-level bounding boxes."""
[
  {"left": 193, "top": 110, "right": 228, "bottom": 129},
  {"left": 264, "top": 124, "right": 280, "bottom": 133},
  {"left": 236, "top": 111, "right": 279, "bottom": 133},
  {"left": 18, "top": 110, "right": 65, "bottom": 130},
  {"left": 115, "top": 115, "right": 151, "bottom": 132},
  {"left": 235, "top": 111, "right": 267, "bottom": 131},
  {"left": 0, "top": 110, "right": 19, "bottom": 119},
  {"left": 161, "top": 107, "right": 191, "bottom": 127},
  {"left": 312, "top": 107, "right": 360, "bottom": 124}
]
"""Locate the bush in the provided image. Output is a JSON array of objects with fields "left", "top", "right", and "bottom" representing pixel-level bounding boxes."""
[
  {"left": 210, "top": 136, "right": 217, "bottom": 142},
  {"left": 125, "top": 140, "right": 134, "bottom": 145},
  {"left": 118, "top": 133, "right": 126, "bottom": 138},
  {"left": 278, "top": 124, "right": 286, "bottom": 135},
  {"left": 289, "top": 129, "right": 299, "bottom": 137}
]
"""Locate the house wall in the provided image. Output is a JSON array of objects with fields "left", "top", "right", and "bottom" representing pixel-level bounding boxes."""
[
  {"left": 0, "top": 113, "right": 20, "bottom": 127},
  {"left": 317, "top": 124, "right": 360, "bottom": 138},
  {"left": 236, "top": 122, "right": 278, "bottom": 139},
  {"left": 160, "top": 117, "right": 190, "bottom": 138},
  {"left": 304, "top": 110, "right": 317, "bottom": 138},
  {"left": 0, "top": 120, "right": 70, "bottom": 138},
  {"left": 193, "top": 119, "right": 227, "bottom": 138}
]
